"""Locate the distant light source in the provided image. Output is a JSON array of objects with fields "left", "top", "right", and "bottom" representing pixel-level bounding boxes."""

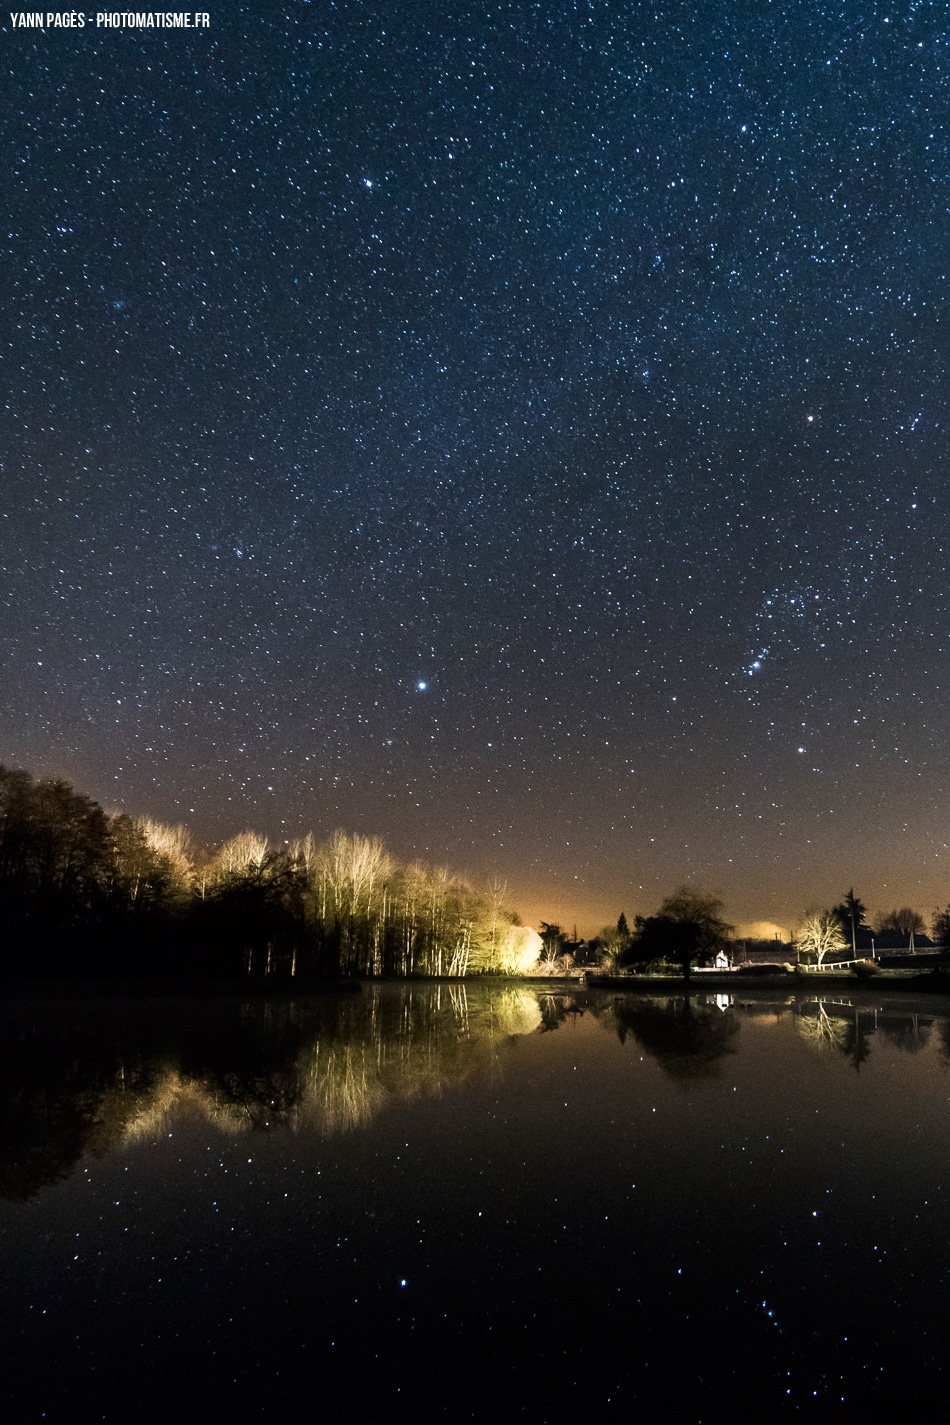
[{"left": 416, "top": 680, "right": 427, "bottom": 691}]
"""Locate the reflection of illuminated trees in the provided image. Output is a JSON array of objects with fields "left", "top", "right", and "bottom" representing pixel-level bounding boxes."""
[
  {"left": 0, "top": 1009, "right": 162, "bottom": 1199},
  {"left": 797, "top": 1002, "right": 849, "bottom": 1052},
  {"left": 796, "top": 1002, "right": 873, "bottom": 1070},
  {"left": 537, "top": 993, "right": 586, "bottom": 1033},
  {"left": 0, "top": 986, "right": 547, "bottom": 1196}
]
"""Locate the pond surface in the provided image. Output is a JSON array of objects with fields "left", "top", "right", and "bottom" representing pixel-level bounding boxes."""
[{"left": 2, "top": 983, "right": 950, "bottom": 1420}]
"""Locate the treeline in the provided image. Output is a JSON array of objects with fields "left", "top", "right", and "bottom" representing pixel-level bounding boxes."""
[{"left": 0, "top": 766, "right": 538, "bottom": 980}]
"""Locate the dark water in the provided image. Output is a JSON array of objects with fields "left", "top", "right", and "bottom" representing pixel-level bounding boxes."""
[{"left": 2, "top": 983, "right": 949, "bottom": 1421}]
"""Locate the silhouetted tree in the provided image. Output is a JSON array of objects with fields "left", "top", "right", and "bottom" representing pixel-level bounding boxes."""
[
  {"left": 832, "top": 888, "right": 867, "bottom": 957},
  {"left": 196, "top": 835, "right": 301, "bottom": 977},
  {"left": 0, "top": 766, "right": 118, "bottom": 971},
  {"left": 875, "top": 907, "right": 925, "bottom": 937},
  {"left": 933, "top": 905, "right": 950, "bottom": 948},
  {"left": 623, "top": 887, "right": 733, "bottom": 983}
]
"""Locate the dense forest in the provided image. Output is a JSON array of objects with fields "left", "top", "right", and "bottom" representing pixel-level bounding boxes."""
[
  {"left": 0, "top": 766, "right": 537, "bottom": 980},
  {"left": 4, "top": 765, "right": 947, "bottom": 983}
]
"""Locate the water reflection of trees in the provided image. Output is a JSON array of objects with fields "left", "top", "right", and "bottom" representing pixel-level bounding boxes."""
[
  {"left": 6, "top": 989, "right": 950, "bottom": 1201},
  {"left": 796, "top": 1001, "right": 852, "bottom": 1054},
  {"left": 595, "top": 994, "right": 944, "bottom": 1080},
  {"left": 795, "top": 1000, "right": 876, "bottom": 1070},
  {"left": 0, "top": 986, "right": 543, "bottom": 1200},
  {"left": 793, "top": 999, "right": 941, "bottom": 1071},
  {"left": 594, "top": 997, "right": 741, "bottom": 1079},
  {"left": 536, "top": 993, "right": 587, "bottom": 1033},
  {"left": 878, "top": 1015, "right": 931, "bottom": 1055}
]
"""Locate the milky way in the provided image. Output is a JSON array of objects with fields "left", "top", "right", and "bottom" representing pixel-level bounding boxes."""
[{"left": 3, "top": 2, "right": 949, "bottom": 931}]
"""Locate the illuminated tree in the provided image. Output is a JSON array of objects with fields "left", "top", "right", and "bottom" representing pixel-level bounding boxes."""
[
  {"left": 795, "top": 912, "right": 847, "bottom": 967},
  {"left": 596, "top": 913, "right": 633, "bottom": 969},
  {"left": 136, "top": 819, "right": 194, "bottom": 887},
  {"left": 307, "top": 831, "right": 394, "bottom": 976},
  {"left": 538, "top": 922, "right": 565, "bottom": 968},
  {"left": 0, "top": 765, "right": 532, "bottom": 982},
  {"left": 476, "top": 877, "right": 511, "bottom": 974},
  {"left": 104, "top": 815, "right": 178, "bottom": 923},
  {"left": 212, "top": 831, "right": 271, "bottom": 879},
  {"left": 493, "top": 924, "right": 542, "bottom": 975},
  {"left": 196, "top": 833, "right": 300, "bottom": 977}
]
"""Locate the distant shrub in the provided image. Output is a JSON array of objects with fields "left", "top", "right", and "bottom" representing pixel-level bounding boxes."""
[
  {"left": 735, "top": 962, "right": 788, "bottom": 975},
  {"left": 850, "top": 958, "right": 880, "bottom": 978}
]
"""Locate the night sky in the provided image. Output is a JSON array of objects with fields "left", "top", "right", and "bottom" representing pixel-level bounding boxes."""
[{"left": 3, "top": 1, "right": 949, "bottom": 934}]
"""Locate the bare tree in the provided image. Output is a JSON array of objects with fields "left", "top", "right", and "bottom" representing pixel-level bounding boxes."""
[
  {"left": 795, "top": 912, "right": 847, "bottom": 967},
  {"left": 477, "top": 877, "right": 510, "bottom": 974},
  {"left": 135, "top": 818, "right": 194, "bottom": 903},
  {"left": 875, "top": 907, "right": 925, "bottom": 936},
  {"left": 213, "top": 831, "right": 270, "bottom": 880}
]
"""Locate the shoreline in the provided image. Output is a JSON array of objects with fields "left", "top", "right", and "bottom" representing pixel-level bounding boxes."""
[{"left": 2, "top": 965, "right": 950, "bottom": 1000}]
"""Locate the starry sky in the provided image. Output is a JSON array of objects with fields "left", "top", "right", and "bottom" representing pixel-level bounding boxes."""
[{"left": 3, "top": 1, "right": 949, "bottom": 934}]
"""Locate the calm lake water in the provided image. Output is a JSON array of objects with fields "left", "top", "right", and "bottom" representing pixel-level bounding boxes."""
[{"left": 2, "top": 983, "right": 950, "bottom": 1421}]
